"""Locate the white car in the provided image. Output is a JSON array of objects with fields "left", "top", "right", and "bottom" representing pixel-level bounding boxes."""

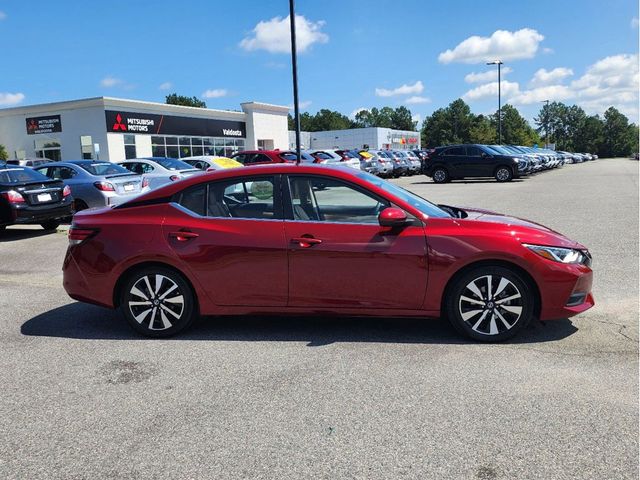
[
  {"left": 115, "top": 157, "right": 202, "bottom": 190},
  {"left": 181, "top": 155, "right": 243, "bottom": 172},
  {"left": 308, "top": 149, "right": 360, "bottom": 170}
]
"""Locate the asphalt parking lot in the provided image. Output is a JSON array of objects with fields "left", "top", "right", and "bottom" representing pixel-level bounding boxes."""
[{"left": 0, "top": 159, "right": 637, "bottom": 479}]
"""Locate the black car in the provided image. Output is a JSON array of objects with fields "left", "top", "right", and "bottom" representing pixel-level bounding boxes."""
[
  {"left": 423, "top": 144, "right": 527, "bottom": 183},
  {"left": 0, "top": 163, "right": 73, "bottom": 232}
]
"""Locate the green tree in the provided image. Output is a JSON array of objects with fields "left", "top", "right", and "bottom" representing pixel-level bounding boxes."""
[
  {"left": 602, "top": 107, "right": 636, "bottom": 157},
  {"left": 469, "top": 115, "right": 496, "bottom": 144},
  {"left": 165, "top": 93, "right": 206, "bottom": 108},
  {"left": 574, "top": 115, "right": 604, "bottom": 153},
  {"left": 0, "top": 144, "right": 8, "bottom": 161},
  {"left": 493, "top": 104, "right": 540, "bottom": 146},
  {"left": 421, "top": 99, "right": 475, "bottom": 147},
  {"left": 309, "top": 109, "right": 353, "bottom": 131},
  {"left": 390, "top": 106, "right": 417, "bottom": 131}
]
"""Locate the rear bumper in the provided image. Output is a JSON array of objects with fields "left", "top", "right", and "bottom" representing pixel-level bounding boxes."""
[{"left": 6, "top": 200, "right": 72, "bottom": 225}]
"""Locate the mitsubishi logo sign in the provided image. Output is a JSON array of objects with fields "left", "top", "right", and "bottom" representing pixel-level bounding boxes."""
[{"left": 112, "top": 114, "right": 127, "bottom": 131}]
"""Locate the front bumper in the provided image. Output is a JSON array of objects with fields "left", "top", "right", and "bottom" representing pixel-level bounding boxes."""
[{"left": 537, "top": 261, "right": 595, "bottom": 320}]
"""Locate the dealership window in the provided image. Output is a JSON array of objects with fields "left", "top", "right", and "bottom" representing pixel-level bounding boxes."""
[
  {"left": 124, "top": 134, "right": 137, "bottom": 159},
  {"left": 34, "top": 140, "right": 61, "bottom": 161},
  {"left": 145, "top": 134, "right": 244, "bottom": 159}
]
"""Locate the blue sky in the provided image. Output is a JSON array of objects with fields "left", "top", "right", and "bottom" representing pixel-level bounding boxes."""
[{"left": 0, "top": 0, "right": 638, "bottom": 125}]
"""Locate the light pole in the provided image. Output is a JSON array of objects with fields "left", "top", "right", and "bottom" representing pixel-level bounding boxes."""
[
  {"left": 289, "top": 0, "right": 302, "bottom": 165},
  {"left": 543, "top": 99, "right": 550, "bottom": 148},
  {"left": 486, "top": 60, "right": 503, "bottom": 143}
]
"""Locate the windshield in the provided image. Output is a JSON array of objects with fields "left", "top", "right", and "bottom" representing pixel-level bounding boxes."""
[
  {"left": 356, "top": 171, "right": 451, "bottom": 218},
  {"left": 0, "top": 167, "right": 50, "bottom": 184},
  {"left": 79, "top": 162, "right": 130, "bottom": 176},
  {"left": 154, "top": 158, "right": 194, "bottom": 170}
]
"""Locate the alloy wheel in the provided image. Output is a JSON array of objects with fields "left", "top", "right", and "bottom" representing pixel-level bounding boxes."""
[
  {"left": 496, "top": 167, "right": 511, "bottom": 182},
  {"left": 128, "top": 274, "right": 185, "bottom": 331},
  {"left": 433, "top": 169, "right": 447, "bottom": 183},
  {"left": 458, "top": 274, "right": 523, "bottom": 336}
]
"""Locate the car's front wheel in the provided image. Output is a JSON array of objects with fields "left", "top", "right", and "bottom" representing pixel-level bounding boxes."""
[
  {"left": 495, "top": 166, "right": 513, "bottom": 182},
  {"left": 120, "top": 266, "right": 196, "bottom": 337},
  {"left": 40, "top": 220, "right": 60, "bottom": 231},
  {"left": 445, "top": 266, "right": 535, "bottom": 342}
]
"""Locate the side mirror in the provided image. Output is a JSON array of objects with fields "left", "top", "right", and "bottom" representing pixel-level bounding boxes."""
[
  {"left": 480, "top": 152, "right": 489, "bottom": 158},
  {"left": 378, "top": 207, "right": 409, "bottom": 227}
]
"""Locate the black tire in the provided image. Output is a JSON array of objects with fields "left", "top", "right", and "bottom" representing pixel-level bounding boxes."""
[
  {"left": 495, "top": 166, "right": 513, "bottom": 182},
  {"left": 74, "top": 200, "right": 88, "bottom": 213},
  {"left": 40, "top": 220, "right": 60, "bottom": 231},
  {"left": 120, "top": 266, "right": 197, "bottom": 337},
  {"left": 432, "top": 167, "right": 449, "bottom": 184},
  {"left": 445, "top": 266, "right": 535, "bottom": 342}
]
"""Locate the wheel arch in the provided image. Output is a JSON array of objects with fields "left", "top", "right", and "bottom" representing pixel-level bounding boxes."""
[
  {"left": 113, "top": 261, "right": 200, "bottom": 314},
  {"left": 440, "top": 259, "right": 541, "bottom": 318}
]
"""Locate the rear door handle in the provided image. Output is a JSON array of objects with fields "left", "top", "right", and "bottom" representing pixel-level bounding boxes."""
[
  {"left": 291, "top": 236, "right": 322, "bottom": 248},
  {"left": 169, "top": 231, "right": 199, "bottom": 242}
]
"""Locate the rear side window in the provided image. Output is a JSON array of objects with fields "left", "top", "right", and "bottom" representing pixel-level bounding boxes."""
[
  {"left": 0, "top": 167, "right": 49, "bottom": 183},
  {"left": 466, "top": 147, "right": 483, "bottom": 156},
  {"left": 313, "top": 152, "right": 333, "bottom": 160},
  {"left": 444, "top": 147, "right": 464, "bottom": 156},
  {"left": 177, "top": 185, "right": 206, "bottom": 216},
  {"left": 80, "top": 162, "right": 128, "bottom": 176},
  {"left": 208, "top": 176, "right": 279, "bottom": 219}
]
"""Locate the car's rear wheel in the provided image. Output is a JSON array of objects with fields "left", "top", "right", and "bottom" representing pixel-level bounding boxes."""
[
  {"left": 445, "top": 266, "right": 534, "bottom": 342},
  {"left": 495, "top": 166, "right": 513, "bottom": 182},
  {"left": 74, "top": 200, "right": 88, "bottom": 213},
  {"left": 120, "top": 266, "right": 196, "bottom": 337},
  {"left": 432, "top": 167, "right": 449, "bottom": 184},
  {"left": 40, "top": 220, "right": 60, "bottom": 231}
]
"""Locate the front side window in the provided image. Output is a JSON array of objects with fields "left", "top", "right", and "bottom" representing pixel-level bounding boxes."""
[
  {"left": 208, "top": 176, "right": 278, "bottom": 220},
  {"left": 466, "top": 146, "right": 483, "bottom": 157},
  {"left": 288, "top": 176, "right": 388, "bottom": 224},
  {"left": 49, "top": 166, "right": 78, "bottom": 180}
]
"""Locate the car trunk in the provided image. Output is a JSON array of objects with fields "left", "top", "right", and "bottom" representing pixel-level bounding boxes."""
[
  {"left": 17, "top": 181, "right": 65, "bottom": 206},
  {"left": 106, "top": 173, "right": 143, "bottom": 195}
]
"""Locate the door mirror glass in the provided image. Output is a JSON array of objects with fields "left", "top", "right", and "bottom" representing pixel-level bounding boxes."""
[{"left": 378, "top": 207, "right": 408, "bottom": 227}]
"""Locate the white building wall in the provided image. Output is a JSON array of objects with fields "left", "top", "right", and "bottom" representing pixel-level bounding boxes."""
[
  {"left": 134, "top": 135, "right": 153, "bottom": 158},
  {"left": 288, "top": 127, "right": 421, "bottom": 151},
  {"left": 106, "top": 133, "right": 126, "bottom": 161},
  {"left": 242, "top": 102, "right": 289, "bottom": 150}
]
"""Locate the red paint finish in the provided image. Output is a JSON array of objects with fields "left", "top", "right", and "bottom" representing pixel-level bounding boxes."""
[{"left": 63, "top": 164, "right": 594, "bottom": 323}]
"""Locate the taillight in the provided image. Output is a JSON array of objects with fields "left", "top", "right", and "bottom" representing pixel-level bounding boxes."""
[
  {"left": 68, "top": 226, "right": 98, "bottom": 246},
  {"left": 142, "top": 177, "right": 150, "bottom": 188},
  {"left": 94, "top": 181, "right": 115, "bottom": 192},
  {"left": 63, "top": 185, "right": 71, "bottom": 197},
  {"left": 2, "top": 190, "right": 25, "bottom": 203},
  {"left": 170, "top": 175, "right": 180, "bottom": 181}
]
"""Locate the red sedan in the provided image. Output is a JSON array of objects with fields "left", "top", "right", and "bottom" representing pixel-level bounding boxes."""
[{"left": 63, "top": 164, "right": 594, "bottom": 341}]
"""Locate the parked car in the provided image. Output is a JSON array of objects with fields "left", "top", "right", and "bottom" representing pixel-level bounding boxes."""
[
  {"left": 384, "top": 150, "right": 409, "bottom": 177},
  {"left": 35, "top": 160, "right": 150, "bottom": 211},
  {"left": 334, "top": 150, "right": 363, "bottom": 170},
  {"left": 181, "top": 155, "right": 243, "bottom": 172},
  {"left": 231, "top": 149, "right": 316, "bottom": 166},
  {"left": 6, "top": 158, "right": 51, "bottom": 168},
  {"left": 63, "top": 164, "right": 594, "bottom": 342},
  {"left": 352, "top": 150, "right": 380, "bottom": 175},
  {"left": 307, "top": 149, "right": 346, "bottom": 166},
  {"left": 424, "top": 144, "right": 527, "bottom": 183},
  {"left": 115, "top": 157, "right": 201, "bottom": 190},
  {"left": 404, "top": 150, "right": 422, "bottom": 174},
  {"left": 0, "top": 163, "right": 72, "bottom": 231},
  {"left": 365, "top": 150, "right": 394, "bottom": 177}
]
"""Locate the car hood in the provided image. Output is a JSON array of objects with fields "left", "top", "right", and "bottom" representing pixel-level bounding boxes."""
[{"left": 459, "top": 207, "right": 585, "bottom": 249}]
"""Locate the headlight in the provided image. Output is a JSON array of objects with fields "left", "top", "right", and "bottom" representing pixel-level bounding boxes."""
[{"left": 523, "top": 244, "right": 590, "bottom": 265}]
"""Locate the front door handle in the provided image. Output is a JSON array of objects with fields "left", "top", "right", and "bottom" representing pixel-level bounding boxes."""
[
  {"left": 291, "top": 236, "right": 322, "bottom": 248},
  {"left": 169, "top": 231, "right": 199, "bottom": 242}
]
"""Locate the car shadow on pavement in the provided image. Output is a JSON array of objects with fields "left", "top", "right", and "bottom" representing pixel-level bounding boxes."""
[
  {"left": 410, "top": 179, "right": 525, "bottom": 186},
  {"left": 21, "top": 302, "right": 578, "bottom": 346},
  {"left": 0, "top": 227, "right": 57, "bottom": 242}
]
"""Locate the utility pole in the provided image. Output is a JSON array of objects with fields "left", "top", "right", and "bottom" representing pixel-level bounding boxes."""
[
  {"left": 486, "top": 60, "right": 504, "bottom": 143},
  {"left": 289, "top": 0, "right": 302, "bottom": 164}
]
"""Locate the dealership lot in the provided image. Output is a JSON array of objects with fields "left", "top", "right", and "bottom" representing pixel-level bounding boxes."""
[{"left": 0, "top": 159, "right": 637, "bottom": 479}]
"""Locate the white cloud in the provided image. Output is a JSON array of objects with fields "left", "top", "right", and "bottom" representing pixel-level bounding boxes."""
[
  {"left": 530, "top": 67, "right": 573, "bottom": 86},
  {"left": 464, "top": 66, "right": 513, "bottom": 83},
  {"left": 542, "top": 47, "right": 554, "bottom": 54},
  {"left": 0, "top": 10, "right": 6, "bottom": 20},
  {"left": 632, "top": 17, "right": 639, "bottom": 28},
  {"left": 438, "top": 28, "right": 545, "bottom": 64},
  {"left": 462, "top": 80, "right": 521, "bottom": 101},
  {"left": 411, "top": 113, "right": 422, "bottom": 124},
  {"left": 239, "top": 15, "right": 328, "bottom": 54},
  {"left": 375, "top": 80, "right": 424, "bottom": 97},
  {"left": 202, "top": 89, "right": 228, "bottom": 99},
  {"left": 404, "top": 95, "right": 430, "bottom": 104},
  {"left": 288, "top": 100, "right": 312, "bottom": 110},
  {"left": 509, "top": 84, "right": 574, "bottom": 105},
  {"left": 100, "top": 76, "right": 123, "bottom": 88},
  {"left": 0, "top": 92, "right": 25, "bottom": 106},
  {"left": 158, "top": 82, "right": 172, "bottom": 90}
]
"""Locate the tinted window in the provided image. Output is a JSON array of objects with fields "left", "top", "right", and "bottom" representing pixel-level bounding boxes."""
[
  {"left": 0, "top": 167, "right": 50, "bottom": 184},
  {"left": 208, "top": 176, "right": 278, "bottom": 220},
  {"left": 49, "top": 166, "right": 78, "bottom": 180},
  {"left": 178, "top": 185, "right": 206, "bottom": 216},
  {"left": 312, "top": 152, "right": 333, "bottom": 160},
  {"left": 79, "top": 162, "right": 129, "bottom": 176},
  {"left": 445, "top": 147, "right": 465, "bottom": 156},
  {"left": 154, "top": 158, "right": 193, "bottom": 170},
  {"left": 288, "top": 176, "right": 388, "bottom": 224},
  {"left": 466, "top": 146, "right": 483, "bottom": 156}
]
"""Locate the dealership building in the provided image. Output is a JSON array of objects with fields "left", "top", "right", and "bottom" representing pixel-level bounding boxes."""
[
  {"left": 0, "top": 97, "right": 289, "bottom": 162},
  {"left": 288, "top": 127, "right": 421, "bottom": 151}
]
